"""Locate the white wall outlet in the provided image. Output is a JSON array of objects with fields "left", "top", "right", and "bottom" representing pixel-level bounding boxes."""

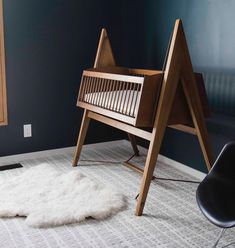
[{"left": 23, "top": 124, "right": 32, "bottom": 138}]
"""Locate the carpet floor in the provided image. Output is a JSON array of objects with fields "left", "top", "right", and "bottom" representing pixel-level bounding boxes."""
[{"left": 0, "top": 140, "right": 234, "bottom": 248}]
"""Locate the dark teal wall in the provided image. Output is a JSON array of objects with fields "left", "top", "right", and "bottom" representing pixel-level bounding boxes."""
[
  {"left": 2, "top": 0, "right": 233, "bottom": 173},
  {"left": 147, "top": 0, "right": 235, "bottom": 70},
  {"left": 146, "top": 0, "right": 235, "bottom": 172},
  {"left": 0, "top": 0, "right": 148, "bottom": 157},
  {"left": 0, "top": 0, "right": 121, "bottom": 156}
]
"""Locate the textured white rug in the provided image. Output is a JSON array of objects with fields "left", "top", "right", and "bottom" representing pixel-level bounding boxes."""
[
  {"left": 1, "top": 141, "right": 235, "bottom": 247},
  {"left": 0, "top": 163, "right": 126, "bottom": 228}
]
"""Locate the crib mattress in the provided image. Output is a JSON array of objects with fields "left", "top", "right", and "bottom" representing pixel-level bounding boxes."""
[{"left": 84, "top": 90, "right": 141, "bottom": 117}]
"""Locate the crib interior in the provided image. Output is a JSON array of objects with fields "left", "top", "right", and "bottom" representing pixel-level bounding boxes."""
[{"left": 77, "top": 66, "right": 163, "bottom": 127}]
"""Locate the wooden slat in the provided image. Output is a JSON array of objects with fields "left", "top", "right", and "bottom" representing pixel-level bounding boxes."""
[
  {"left": 83, "top": 70, "right": 144, "bottom": 84},
  {"left": 116, "top": 81, "right": 122, "bottom": 113},
  {"left": 111, "top": 80, "right": 118, "bottom": 111},
  {"left": 93, "top": 77, "right": 99, "bottom": 105},
  {"left": 91, "top": 77, "right": 97, "bottom": 104},
  {"left": 168, "top": 124, "right": 197, "bottom": 135},
  {"left": 109, "top": 80, "right": 115, "bottom": 110},
  {"left": 97, "top": 78, "right": 105, "bottom": 105},
  {"left": 86, "top": 77, "right": 92, "bottom": 102},
  {"left": 125, "top": 85, "right": 131, "bottom": 115},
  {"left": 82, "top": 76, "right": 89, "bottom": 100},
  {"left": 123, "top": 161, "right": 146, "bottom": 175},
  {"left": 132, "top": 84, "right": 141, "bottom": 120},
  {"left": 129, "top": 68, "right": 162, "bottom": 76},
  {"left": 78, "top": 101, "right": 136, "bottom": 125},
  {"left": 106, "top": 79, "right": 113, "bottom": 108},
  {"left": 122, "top": 82, "right": 128, "bottom": 114}
]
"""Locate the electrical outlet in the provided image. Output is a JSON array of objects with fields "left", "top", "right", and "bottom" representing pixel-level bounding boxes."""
[{"left": 23, "top": 124, "right": 32, "bottom": 138}]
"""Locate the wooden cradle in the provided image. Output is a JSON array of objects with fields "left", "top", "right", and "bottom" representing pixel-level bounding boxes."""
[{"left": 73, "top": 19, "right": 213, "bottom": 216}]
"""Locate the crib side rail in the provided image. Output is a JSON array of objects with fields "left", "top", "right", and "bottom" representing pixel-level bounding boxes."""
[{"left": 77, "top": 70, "right": 144, "bottom": 119}]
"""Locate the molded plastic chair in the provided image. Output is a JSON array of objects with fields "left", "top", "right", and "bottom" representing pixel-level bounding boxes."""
[{"left": 196, "top": 141, "right": 235, "bottom": 247}]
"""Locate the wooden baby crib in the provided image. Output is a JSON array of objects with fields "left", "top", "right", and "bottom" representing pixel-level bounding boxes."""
[
  {"left": 73, "top": 19, "right": 214, "bottom": 216},
  {"left": 77, "top": 66, "right": 162, "bottom": 127}
]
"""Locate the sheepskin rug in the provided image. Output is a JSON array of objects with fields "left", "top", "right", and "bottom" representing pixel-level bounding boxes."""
[{"left": 0, "top": 164, "right": 126, "bottom": 228}]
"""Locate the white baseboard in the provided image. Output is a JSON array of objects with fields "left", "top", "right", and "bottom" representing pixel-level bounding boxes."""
[
  {"left": 0, "top": 139, "right": 206, "bottom": 180},
  {"left": 0, "top": 146, "right": 75, "bottom": 166},
  {"left": 0, "top": 140, "right": 124, "bottom": 166}
]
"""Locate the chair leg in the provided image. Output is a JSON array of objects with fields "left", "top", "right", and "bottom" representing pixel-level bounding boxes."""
[
  {"left": 127, "top": 133, "right": 139, "bottom": 156},
  {"left": 213, "top": 228, "right": 226, "bottom": 248},
  {"left": 72, "top": 110, "right": 90, "bottom": 167}
]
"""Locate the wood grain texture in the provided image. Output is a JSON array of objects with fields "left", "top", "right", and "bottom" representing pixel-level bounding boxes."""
[
  {"left": 135, "top": 19, "right": 183, "bottom": 216},
  {"left": 94, "top": 28, "right": 115, "bottom": 69},
  {"left": 127, "top": 133, "right": 139, "bottom": 156},
  {"left": 72, "top": 110, "right": 90, "bottom": 166},
  {"left": 135, "top": 19, "right": 213, "bottom": 216}
]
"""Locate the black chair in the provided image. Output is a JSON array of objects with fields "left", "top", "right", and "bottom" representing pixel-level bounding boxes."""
[{"left": 196, "top": 141, "right": 235, "bottom": 247}]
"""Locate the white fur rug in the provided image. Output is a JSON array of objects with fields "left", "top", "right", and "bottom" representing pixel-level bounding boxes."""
[{"left": 0, "top": 164, "right": 126, "bottom": 228}]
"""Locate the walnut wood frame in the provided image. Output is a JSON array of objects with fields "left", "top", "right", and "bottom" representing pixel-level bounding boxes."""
[{"left": 73, "top": 19, "right": 213, "bottom": 216}]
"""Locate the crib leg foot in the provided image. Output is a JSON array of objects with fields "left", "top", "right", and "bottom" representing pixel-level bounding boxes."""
[
  {"left": 135, "top": 142, "right": 159, "bottom": 216},
  {"left": 72, "top": 110, "right": 90, "bottom": 167},
  {"left": 128, "top": 133, "right": 139, "bottom": 156}
]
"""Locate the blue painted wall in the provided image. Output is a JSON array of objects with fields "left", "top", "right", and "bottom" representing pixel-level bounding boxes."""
[
  {"left": 146, "top": 0, "right": 235, "bottom": 70},
  {"left": 1, "top": 0, "right": 234, "bottom": 173},
  {"left": 0, "top": 0, "right": 118, "bottom": 156},
  {"left": 0, "top": 0, "right": 148, "bottom": 157}
]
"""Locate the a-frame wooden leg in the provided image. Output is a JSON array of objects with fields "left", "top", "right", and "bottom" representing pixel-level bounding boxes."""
[
  {"left": 181, "top": 72, "right": 213, "bottom": 171},
  {"left": 128, "top": 133, "right": 139, "bottom": 156},
  {"left": 136, "top": 19, "right": 185, "bottom": 216},
  {"left": 135, "top": 129, "right": 165, "bottom": 216},
  {"left": 72, "top": 109, "right": 90, "bottom": 167},
  {"left": 179, "top": 25, "right": 213, "bottom": 171},
  {"left": 135, "top": 86, "right": 180, "bottom": 216}
]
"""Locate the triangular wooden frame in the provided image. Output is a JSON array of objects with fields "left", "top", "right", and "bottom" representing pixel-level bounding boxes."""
[
  {"left": 94, "top": 28, "right": 115, "bottom": 68},
  {"left": 72, "top": 19, "right": 213, "bottom": 216},
  {"left": 135, "top": 19, "right": 213, "bottom": 215}
]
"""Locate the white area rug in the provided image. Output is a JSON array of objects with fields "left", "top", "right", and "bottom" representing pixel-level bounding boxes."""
[
  {"left": 0, "top": 140, "right": 234, "bottom": 248},
  {"left": 0, "top": 163, "right": 126, "bottom": 228}
]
